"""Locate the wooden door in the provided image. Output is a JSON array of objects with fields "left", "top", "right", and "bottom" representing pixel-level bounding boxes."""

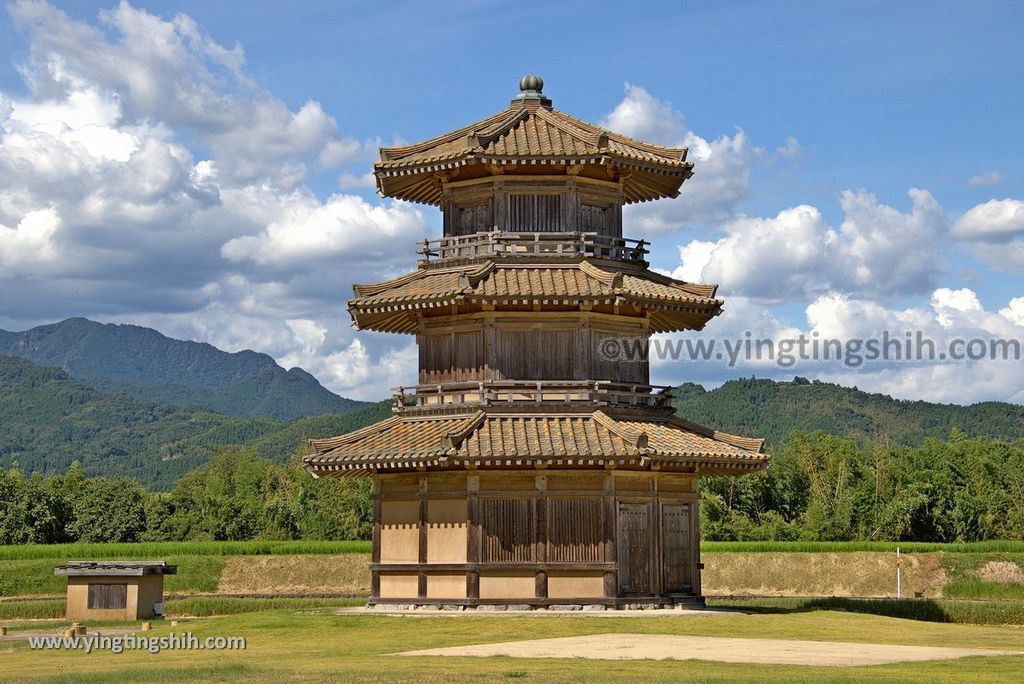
[
  {"left": 616, "top": 502, "right": 652, "bottom": 594},
  {"left": 661, "top": 504, "right": 693, "bottom": 593}
]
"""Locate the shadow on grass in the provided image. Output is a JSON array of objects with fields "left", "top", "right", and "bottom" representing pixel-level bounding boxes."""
[{"left": 707, "top": 596, "right": 1024, "bottom": 625}]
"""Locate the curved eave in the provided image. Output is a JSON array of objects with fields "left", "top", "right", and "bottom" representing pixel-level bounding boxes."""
[
  {"left": 374, "top": 154, "right": 693, "bottom": 206},
  {"left": 307, "top": 456, "right": 768, "bottom": 478},
  {"left": 348, "top": 297, "right": 723, "bottom": 334}
]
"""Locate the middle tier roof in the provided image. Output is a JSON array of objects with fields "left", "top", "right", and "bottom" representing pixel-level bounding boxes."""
[{"left": 349, "top": 259, "right": 723, "bottom": 333}]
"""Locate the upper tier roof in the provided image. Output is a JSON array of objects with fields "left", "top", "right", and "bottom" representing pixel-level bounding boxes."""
[{"left": 374, "top": 77, "right": 694, "bottom": 205}]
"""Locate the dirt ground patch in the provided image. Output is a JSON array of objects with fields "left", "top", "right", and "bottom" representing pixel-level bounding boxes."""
[
  {"left": 977, "top": 561, "right": 1024, "bottom": 584},
  {"left": 398, "top": 633, "right": 1018, "bottom": 666},
  {"left": 702, "top": 552, "right": 945, "bottom": 598},
  {"left": 217, "top": 554, "right": 370, "bottom": 595}
]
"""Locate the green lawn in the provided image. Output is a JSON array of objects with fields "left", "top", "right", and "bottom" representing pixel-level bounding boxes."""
[{"left": 1, "top": 609, "right": 1023, "bottom": 683}]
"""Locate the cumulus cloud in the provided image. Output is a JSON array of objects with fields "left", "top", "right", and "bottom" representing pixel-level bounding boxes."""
[
  {"left": 221, "top": 195, "right": 425, "bottom": 267},
  {"left": 651, "top": 288, "right": 1024, "bottom": 405},
  {"left": 602, "top": 84, "right": 755, "bottom": 233},
  {"left": 671, "top": 189, "right": 946, "bottom": 302},
  {"left": 0, "top": 1, "right": 430, "bottom": 399},
  {"left": 952, "top": 199, "right": 1024, "bottom": 240},
  {"left": 950, "top": 199, "right": 1024, "bottom": 272}
]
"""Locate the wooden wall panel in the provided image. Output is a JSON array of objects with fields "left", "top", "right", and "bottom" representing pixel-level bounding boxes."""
[
  {"left": 507, "top": 194, "right": 563, "bottom": 232},
  {"left": 379, "top": 574, "right": 419, "bottom": 599},
  {"left": 380, "top": 500, "right": 419, "bottom": 564},
  {"left": 480, "top": 498, "right": 533, "bottom": 563},
  {"left": 426, "top": 499, "right": 468, "bottom": 563},
  {"left": 492, "top": 330, "right": 533, "bottom": 380},
  {"left": 547, "top": 572, "right": 606, "bottom": 599},
  {"left": 453, "top": 330, "right": 484, "bottom": 382},
  {"left": 547, "top": 498, "right": 603, "bottom": 563}
]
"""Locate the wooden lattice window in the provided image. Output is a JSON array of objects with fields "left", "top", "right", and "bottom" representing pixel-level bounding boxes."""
[
  {"left": 480, "top": 498, "right": 533, "bottom": 562},
  {"left": 88, "top": 583, "right": 127, "bottom": 610},
  {"left": 547, "top": 498, "right": 604, "bottom": 562},
  {"left": 507, "top": 194, "right": 563, "bottom": 232}
]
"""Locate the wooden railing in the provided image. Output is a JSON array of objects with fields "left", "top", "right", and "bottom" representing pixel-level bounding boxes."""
[
  {"left": 418, "top": 231, "right": 648, "bottom": 264},
  {"left": 392, "top": 380, "right": 672, "bottom": 410}
]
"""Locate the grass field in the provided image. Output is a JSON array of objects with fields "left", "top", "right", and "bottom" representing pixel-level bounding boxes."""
[
  {"left": 701, "top": 541, "right": 1024, "bottom": 553},
  {"left": 0, "top": 540, "right": 372, "bottom": 561},
  {"left": 2, "top": 609, "right": 1023, "bottom": 683},
  {"left": 3, "top": 542, "right": 1024, "bottom": 624}
]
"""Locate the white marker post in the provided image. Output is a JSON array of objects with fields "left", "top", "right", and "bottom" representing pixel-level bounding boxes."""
[{"left": 896, "top": 546, "right": 902, "bottom": 599}]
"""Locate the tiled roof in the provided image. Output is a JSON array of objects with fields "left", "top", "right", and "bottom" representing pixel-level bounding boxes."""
[
  {"left": 349, "top": 261, "right": 722, "bottom": 333},
  {"left": 374, "top": 103, "right": 693, "bottom": 205},
  {"left": 304, "top": 409, "right": 768, "bottom": 476}
]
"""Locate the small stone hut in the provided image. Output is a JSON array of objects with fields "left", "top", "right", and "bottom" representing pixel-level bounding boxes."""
[
  {"left": 305, "top": 76, "right": 769, "bottom": 609},
  {"left": 55, "top": 561, "right": 176, "bottom": 621}
]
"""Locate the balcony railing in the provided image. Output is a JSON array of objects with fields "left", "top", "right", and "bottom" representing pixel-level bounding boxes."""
[
  {"left": 392, "top": 380, "right": 672, "bottom": 410},
  {"left": 418, "top": 231, "right": 648, "bottom": 264}
]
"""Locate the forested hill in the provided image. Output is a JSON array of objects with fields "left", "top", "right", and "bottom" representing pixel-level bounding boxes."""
[
  {"left": 0, "top": 355, "right": 390, "bottom": 490},
  {"left": 0, "top": 318, "right": 364, "bottom": 420},
  {"left": 672, "top": 377, "right": 1024, "bottom": 447}
]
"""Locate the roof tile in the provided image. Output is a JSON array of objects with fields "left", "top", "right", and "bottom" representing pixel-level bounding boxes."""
[{"left": 305, "top": 410, "right": 768, "bottom": 475}]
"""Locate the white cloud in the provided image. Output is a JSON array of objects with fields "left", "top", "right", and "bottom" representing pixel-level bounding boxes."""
[
  {"left": 950, "top": 199, "right": 1024, "bottom": 272},
  {"left": 0, "top": 1, "right": 429, "bottom": 400},
  {"left": 652, "top": 289, "right": 1024, "bottom": 405},
  {"left": 775, "top": 137, "right": 803, "bottom": 159},
  {"left": 1001, "top": 297, "right": 1024, "bottom": 326},
  {"left": 221, "top": 194, "right": 425, "bottom": 267},
  {"left": 968, "top": 171, "right": 1004, "bottom": 188},
  {"left": 311, "top": 337, "right": 419, "bottom": 400},
  {"left": 952, "top": 199, "right": 1024, "bottom": 240},
  {"left": 0, "top": 207, "right": 61, "bottom": 267},
  {"left": 672, "top": 189, "right": 946, "bottom": 301},
  {"left": 602, "top": 84, "right": 754, "bottom": 233}
]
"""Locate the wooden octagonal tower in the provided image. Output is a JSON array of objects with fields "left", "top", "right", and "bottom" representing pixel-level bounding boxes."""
[{"left": 305, "top": 76, "right": 768, "bottom": 609}]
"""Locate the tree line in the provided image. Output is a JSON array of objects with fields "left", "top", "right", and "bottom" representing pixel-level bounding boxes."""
[
  {"left": 0, "top": 449, "right": 370, "bottom": 544},
  {"left": 1, "top": 431, "right": 1023, "bottom": 545},
  {"left": 702, "top": 430, "right": 1024, "bottom": 542}
]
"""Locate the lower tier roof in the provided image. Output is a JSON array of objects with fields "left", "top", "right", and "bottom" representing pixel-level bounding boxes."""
[{"left": 304, "top": 408, "right": 767, "bottom": 477}]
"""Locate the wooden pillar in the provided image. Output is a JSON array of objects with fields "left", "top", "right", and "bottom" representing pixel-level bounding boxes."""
[
  {"left": 417, "top": 477, "right": 427, "bottom": 600},
  {"left": 371, "top": 477, "right": 382, "bottom": 600},
  {"left": 603, "top": 472, "right": 617, "bottom": 598},
  {"left": 494, "top": 183, "right": 507, "bottom": 231},
  {"left": 692, "top": 496, "right": 702, "bottom": 598},
  {"left": 535, "top": 474, "right": 548, "bottom": 600},
  {"left": 652, "top": 474, "right": 662, "bottom": 598},
  {"left": 466, "top": 473, "right": 480, "bottom": 601}
]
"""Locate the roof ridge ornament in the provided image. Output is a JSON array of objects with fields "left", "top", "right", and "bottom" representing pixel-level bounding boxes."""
[{"left": 511, "top": 73, "right": 552, "bottom": 109}]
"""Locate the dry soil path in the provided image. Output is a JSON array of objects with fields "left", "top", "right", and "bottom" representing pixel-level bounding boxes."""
[{"left": 398, "top": 633, "right": 1021, "bottom": 666}]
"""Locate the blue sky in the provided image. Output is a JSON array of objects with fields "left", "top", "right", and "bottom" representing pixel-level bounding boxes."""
[{"left": 0, "top": 1, "right": 1022, "bottom": 402}]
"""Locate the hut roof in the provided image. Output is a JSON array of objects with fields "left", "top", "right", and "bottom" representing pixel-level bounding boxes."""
[{"left": 54, "top": 561, "right": 178, "bottom": 577}]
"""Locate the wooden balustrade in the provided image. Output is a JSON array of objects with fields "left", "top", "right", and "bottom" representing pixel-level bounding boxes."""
[
  {"left": 392, "top": 380, "right": 672, "bottom": 410},
  {"left": 418, "top": 231, "right": 648, "bottom": 264}
]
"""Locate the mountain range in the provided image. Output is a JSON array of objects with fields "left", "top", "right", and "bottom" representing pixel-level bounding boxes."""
[
  {"left": 0, "top": 318, "right": 363, "bottom": 420},
  {"left": 671, "top": 376, "right": 1024, "bottom": 448},
  {"left": 0, "top": 354, "right": 390, "bottom": 490},
  {"left": 2, "top": 318, "right": 1022, "bottom": 490}
]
